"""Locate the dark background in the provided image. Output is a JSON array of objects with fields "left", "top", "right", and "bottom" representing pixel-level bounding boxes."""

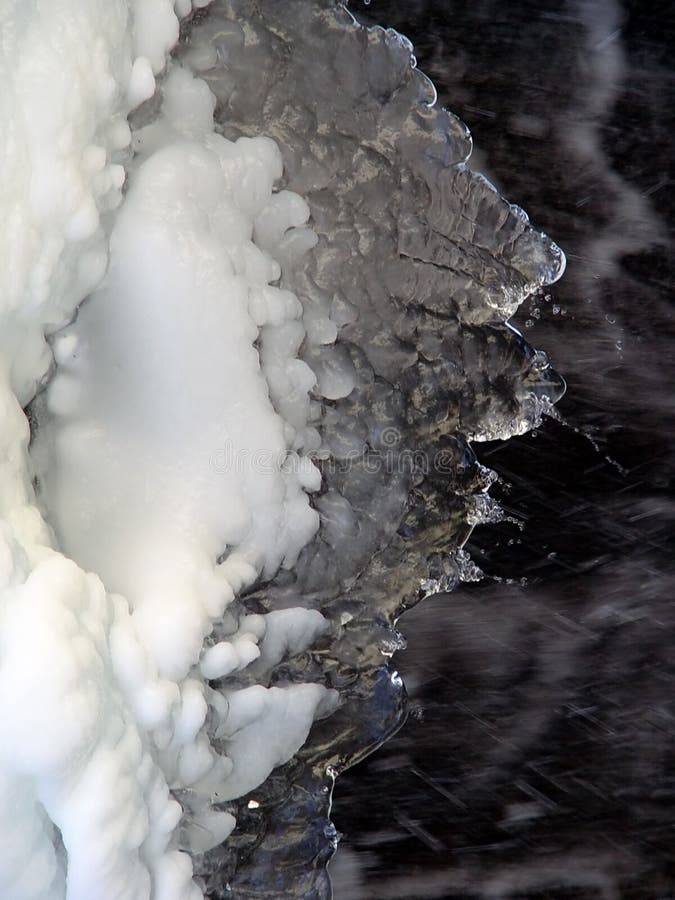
[{"left": 330, "top": 1, "right": 675, "bottom": 897}]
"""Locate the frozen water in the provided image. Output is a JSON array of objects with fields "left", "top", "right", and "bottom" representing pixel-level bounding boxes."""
[
  {"left": 0, "top": 1, "right": 569, "bottom": 898},
  {"left": 2, "top": 3, "right": 336, "bottom": 899},
  {"left": 172, "top": 2, "right": 565, "bottom": 894}
]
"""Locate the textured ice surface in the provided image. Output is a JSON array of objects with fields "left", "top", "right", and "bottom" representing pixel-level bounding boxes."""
[
  {"left": 0, "top": 4, "right": 199, "bottom": 899},
  {"left": 27, "top": 28, "right": 339, "bottom": 900},
  {"left": 2, "top": 3, "right": 336, "bottom": 900},
  {"left": 33, "top": 133, "right": 321, "bottom": 681},
  {"left": 170, "top": 2, "right": 565, "bottom": 895},
  {"left": 1, "top": 1, "right": 567, "bottom": 899}
]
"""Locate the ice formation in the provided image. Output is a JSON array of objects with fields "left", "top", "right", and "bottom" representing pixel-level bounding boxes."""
[
  {"left": 1, "top": 0, "right": 567, "bottom": 897},
  {"left": 170, "top": 3, "right": 564, "bottom": 894},
  {"left": 1, "top": 2, "right": 336, "bottom": 899}
]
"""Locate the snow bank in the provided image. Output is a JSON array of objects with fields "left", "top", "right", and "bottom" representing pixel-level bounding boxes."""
[{"left": 0, "top": 3, "right": 336, "bottom": 899}]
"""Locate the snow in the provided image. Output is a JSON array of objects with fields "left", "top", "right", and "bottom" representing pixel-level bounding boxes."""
[
  {"left": 0, "top": 2, "right": 337, "bottom": 898},
  {"left": 33, "top": 132, "right": 321, "bottom": 681}
]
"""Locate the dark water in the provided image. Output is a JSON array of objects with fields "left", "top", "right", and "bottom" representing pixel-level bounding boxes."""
[{"left": 330, "top": 1, "right": 675, "bottom": 897}]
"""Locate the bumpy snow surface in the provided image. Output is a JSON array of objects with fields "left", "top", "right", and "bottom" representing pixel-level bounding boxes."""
[{"left": 1, "top": 3, "right": 336, "bottom": 899}]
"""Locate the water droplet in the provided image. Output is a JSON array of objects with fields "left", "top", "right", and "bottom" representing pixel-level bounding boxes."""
[
  {"left": 552, "top": 305, "right": 561, "bottom": 315},
  {"left": 605, "top": 314, "right": 616, "bottom": 324},
  {"left": 615, "top": 340, "right": 623, "bottom": 351}
]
